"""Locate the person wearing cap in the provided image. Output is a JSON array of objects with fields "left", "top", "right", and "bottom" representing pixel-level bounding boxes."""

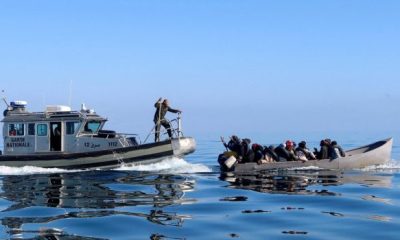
[{"left": 153, "top": 98, "right": 181, "bottom": 142}]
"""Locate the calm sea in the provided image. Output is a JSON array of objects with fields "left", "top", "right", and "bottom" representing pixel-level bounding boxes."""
[{"left": 0, "top": 135, "right": 399, "bottom": 239}]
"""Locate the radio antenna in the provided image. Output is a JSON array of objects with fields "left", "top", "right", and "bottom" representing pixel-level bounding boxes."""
[
  {"left": 1, "top": 89, "right": 10, "bottom": 108},
  {"left": 68, "top": 80, "right": 72, "bottom": 107}
]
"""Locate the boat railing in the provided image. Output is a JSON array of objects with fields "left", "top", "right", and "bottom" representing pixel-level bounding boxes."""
[
  {"left": 77, "top": 131, "right": 140, "bottom": 146},
  {"left": 118, "top": 133, "right": 140, "bottom": 147},
  {"left": 143, "top": 113, "right": 184, "bottom": 143}
]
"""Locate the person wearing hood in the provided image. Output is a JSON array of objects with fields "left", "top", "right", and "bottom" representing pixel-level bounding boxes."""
[
  {"left": 222, "top": 135, "right": 242, "bottom": 154},
  {"left": 316, "top": 139, "right": 330, "bottom": 160},
  {"left": 275, "top": 140, "right": 297, "bottom": 161},
  {"left": 329, "top": 140, "right": 346, "bottom": 159},
  {"left": 240, "top": 138, "right": 255, "bottom": 163}
]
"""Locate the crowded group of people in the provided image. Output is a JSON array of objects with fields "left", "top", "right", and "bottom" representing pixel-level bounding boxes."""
[{"left": 218, "top": 135, "right": 346, "bottom": 168}]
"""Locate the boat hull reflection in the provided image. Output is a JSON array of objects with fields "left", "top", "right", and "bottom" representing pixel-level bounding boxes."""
[
  {"left": 0, "top": 171, "right": 196, "bottom": 238},
  {"left": 220, "top": 170, "right": 392, "bottom": 195}
]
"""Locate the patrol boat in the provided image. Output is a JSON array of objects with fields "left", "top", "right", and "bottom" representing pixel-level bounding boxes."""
[{"left": 0, "top": 100, "right": 196, "bottom": 169}]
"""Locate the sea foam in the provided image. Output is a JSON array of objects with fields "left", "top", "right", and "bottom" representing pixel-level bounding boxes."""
[
  {"left": 0, "top": 166, "right": 80, "bottom": 176},
  {"left": 115, "top": 157, "right": 212, "bottom": 174},
  {"left": 360, "top": 159, "right": 400, "bottom": 171}
]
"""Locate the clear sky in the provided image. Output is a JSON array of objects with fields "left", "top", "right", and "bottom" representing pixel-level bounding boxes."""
[{"left": 0, "top": 1, "right": 399, "bottom": 141}]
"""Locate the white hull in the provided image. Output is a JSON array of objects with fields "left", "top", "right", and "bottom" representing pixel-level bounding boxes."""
[{"left": 0, "top": 137, "right": 196, "bottom": 169}]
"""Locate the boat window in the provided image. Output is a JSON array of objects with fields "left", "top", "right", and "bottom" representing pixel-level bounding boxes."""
[
  {"left": 83, "top": 121, "right": 101, "bottom": 133},
  {"left": 37, "top": 124, "right": 48, "bottom": 136},
  {"left": 28, "top": 123, "right": 35, "bottom": 135},
  {"left": 8, "top": 123, "right": 24, "bottom": 136},
  {"left": 66, "top": 122, "right": 81, "bottom": 135}
]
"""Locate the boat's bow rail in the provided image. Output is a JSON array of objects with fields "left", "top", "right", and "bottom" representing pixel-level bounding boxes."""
[{"left": 144, "top": 113, "right": 185, "bottom": 143}]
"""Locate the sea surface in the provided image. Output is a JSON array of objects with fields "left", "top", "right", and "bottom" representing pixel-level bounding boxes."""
[{"left": 0, "top": 136, "right": 399, "bottom": 240}]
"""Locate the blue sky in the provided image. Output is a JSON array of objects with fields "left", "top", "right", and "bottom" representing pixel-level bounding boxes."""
[{"left": 0, "top": 0, "right": 399, "bottom": 141}]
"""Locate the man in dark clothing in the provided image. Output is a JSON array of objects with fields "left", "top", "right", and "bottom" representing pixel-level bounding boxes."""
[
  {"left": 316, "top": 140, "right": 330, "bottom": 159},
  {"left": 263, "top": 145, "right": 279, "bottom": 162},
  {"left": 240, "top": 138, "right": 254, "bottom": 163},
  {"left": 275, "top": 141, "right": 297, "bottom": 161},
  {"left": 329, "top": 140, "right": 346, "bottom": 159},
  {"left": 154, "top": 98, "right": 181, "bottom": 142},
  {"left": 222, "top": 135, "right": 242, "bottom": 154}
]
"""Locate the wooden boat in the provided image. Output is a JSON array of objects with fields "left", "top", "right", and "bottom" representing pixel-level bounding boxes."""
[
  {"left": 0, "top": 100, "right": 196, "bottom": 169},
  {"left": 223, "top": 138, "right": 393, "bottom": 173}
]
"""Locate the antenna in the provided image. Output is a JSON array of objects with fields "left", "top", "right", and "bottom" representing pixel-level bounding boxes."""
[
  {"left": 68, "top": 80, "right": 72, "bottom": 107},
  {"left": 1, "top": 89, "right": 10, "bottom": 108}
]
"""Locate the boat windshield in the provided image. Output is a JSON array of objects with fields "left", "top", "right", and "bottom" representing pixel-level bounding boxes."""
[{"left": 83, "top": 121, "right": 102, "bottom": 134}]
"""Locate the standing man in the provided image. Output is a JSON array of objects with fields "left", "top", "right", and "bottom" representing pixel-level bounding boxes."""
[{"left": 153, "top": 98, "right": 181, "bottom": 142}]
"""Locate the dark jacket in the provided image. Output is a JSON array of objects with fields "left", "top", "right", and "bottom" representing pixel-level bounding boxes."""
[
  {"left": 263, "top": 146, "right": 279, "bottom": 161},
  {"left": 153, "top": 102, "right": 180, "bottom": 123},
  {"left": 225, "top": 139, "right": 242, "bottom": 154},
  {"left": 318, "top": 145, "right": 329, "bottom": 159},
  {"left": 240, "top": 139, "right": 255, "bottom": 163},
  {"left": 329, "top": 144, "right": 346, "bottom": 159},
  {"left": 275, "top": 145, "right": 296, "bottom": 161}
]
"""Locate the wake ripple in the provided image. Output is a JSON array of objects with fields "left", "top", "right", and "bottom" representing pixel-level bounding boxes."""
[
  {"left": 116, "top": 157, "right": 212, "bottom": 174},
  {"left": 0, "top": 158, "right": 211, "bottom": 175},
  {"left": 0, "top": 166, "right": 80, "bottom": 176},
  {"left": 361, "top": 160, "right": 400, "bottom": 171}
]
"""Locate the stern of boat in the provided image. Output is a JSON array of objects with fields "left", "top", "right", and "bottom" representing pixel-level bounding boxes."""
[{"left": 171, "top": 137, "right": 196, "bottom": 157}]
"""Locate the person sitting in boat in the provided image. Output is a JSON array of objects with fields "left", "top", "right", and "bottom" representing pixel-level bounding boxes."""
[
  {"left": 329, "top": 140, "right": 346, "bottom": 159},
  {"left": 285, "top": 140, "right": 299, "bottom": 161},
  {"left": 316, "top": 139, "right": 330, "bottom": 160},
  {"left": 222, "top": 135, "right": 242, "bottom": 154},
  {"left": 252, "top": 143, "right": 265, "bottom": 164},
  {"left": 218, "top": 135, "right": 242, "bottom": 166},
  {"left": 218, "top": 137, "right": 255, "bottom": 170},
  {"left": 153, "top": 98, "right": 181, "bottom": 142},
  {"left": 240, "top": 138, "right": 255, "bottom": 163},
  {"left": 295, "top": 141, "right": 316, "bottom": 160},
  {"left": 262, "top": 145, "right": 279, "bottom": 162},
  {"left": 220, "top": 135, "right": 254, "bottom": 163},
  {"left": 275, "top": 143, "right": 288, "bottom": 161},
  {"left": 275, "top": 141, "right": 297, "bottom": 161}
]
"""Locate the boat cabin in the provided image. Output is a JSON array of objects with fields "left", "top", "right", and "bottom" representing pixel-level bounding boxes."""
[{"left": 1, "top": 101, "right": 137, "bottom": 156}]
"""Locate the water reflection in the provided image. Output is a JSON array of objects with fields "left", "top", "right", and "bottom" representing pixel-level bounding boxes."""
[
  {"left": 220, "top": 170, "right": 392, "bottom": 195},
  {"left": 1, "top": 171, "right": 195, "bottom": 210},
  {"left": 6, "top": 227, "right": 108, "bottom": 240},
  {"left": 0, "top": 171, "right": 195, "bottom": 239}
]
